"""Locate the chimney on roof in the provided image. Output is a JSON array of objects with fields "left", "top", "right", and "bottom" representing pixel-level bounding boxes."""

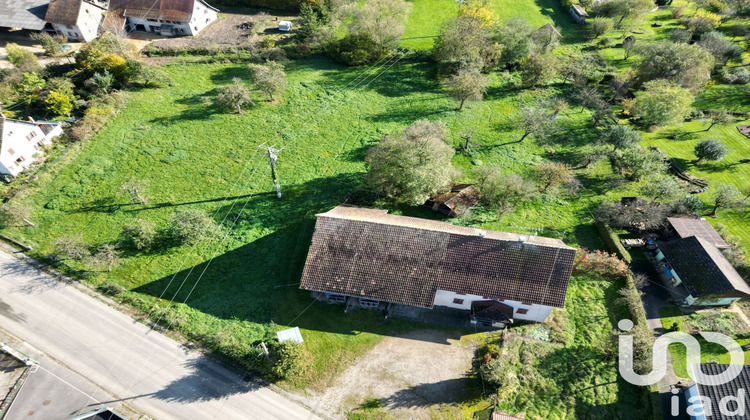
[
  {"left": 519, "top": 235, "right": 527, "bottom": 243},
  {"left": 28, "top": 116, "right": 35, "bottom": 123},
  {"left": 478, "top": 232, "right": 486, "bottom": 238}
]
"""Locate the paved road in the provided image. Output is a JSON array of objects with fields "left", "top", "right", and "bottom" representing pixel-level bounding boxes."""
[{"left": 0, "top": 249, "right": 323, "bottom": 420}]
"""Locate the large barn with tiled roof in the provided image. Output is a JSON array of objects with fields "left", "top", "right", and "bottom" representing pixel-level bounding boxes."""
[{"left": 299, "top": 205, "right": 577, "bottom": 326}]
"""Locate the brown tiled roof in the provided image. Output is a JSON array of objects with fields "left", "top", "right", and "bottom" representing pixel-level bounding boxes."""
[
  {"left": 110, "top": 0, "right": 217, "bottom": 21},
  {"left": 668, "top": 217, "right": 729, "bottom": 249},
  {"left": 45, "top": 0, "right": 83, "bottom": 26},
  {"left": 427, "top": 184, "right": 479, "bottom": 211},
  {"left": 300, "top": 206, "right": 576, "bottom": 308},
  {"left": 659, "top": 236, "right": 750, "bottom": 299},
  {"left": 102, "top": 8, "right": 127, "bottom": 31}
]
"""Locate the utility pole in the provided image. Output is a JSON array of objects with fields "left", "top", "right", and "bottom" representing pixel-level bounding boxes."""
[{"left": 260, "top": 145, "right": 283, "bottom": 198}]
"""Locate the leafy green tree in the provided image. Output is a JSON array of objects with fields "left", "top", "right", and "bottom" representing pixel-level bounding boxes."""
[
  {"left": 694, "top": 138, "right": 730, "bottom": 164},
  {"left": 18, "top": 72, "right": 45, "bottom": 105},
  {"left": 697, "top": 31, "right": 743, "bottom": 66},
  {"left": 344, "top": 0, "right": 410, "bottom": 52},
  {"left": 297, "top": 1, "right": 322, "bottom": 42},
  {"left": 635, "top": 42, "right": 714, "bottom": 91},
  {"left": 215, "top": 78, "right": 254, "bottom": 113},
  {"left": 495, "top": 17, "right": 535, "bottom": 67},
  {"left": 531, "top": 23, "right": 561, "bottom": 53},
  {"left": 365, "top": 120, "right": 458, "bottom": 205},
  {"left": 166, "top": 209, "right": 221, "bottom": 245},
  {"left": 589, "top": 17, "right": 613, "bottom": 39},
  {"left": 444, "top": 69, "right": 488, "bottom": 110},
  {"left": 703, "top": 109, "right": 731, "bottom": 131},
  {"left": 711, "top": 184, "right": 742, "bottom": 215},
  {"left": 45, "top": 91, "right": 74, "bottom": 116},
  {"left": 433, "top": 14, "right": 501, "bottom": 73},
  {"left": 120, "top": 219, "right": 157, "bottom": 250},
  {"left": 639, "top": 175, "right": 683, "bottom": 202},
  {"left": 516, "top": 99, "right": 565, "bottom": 143},
  {"left": 612, "top": 147, "right": 668, "bottom": 180},
  {"left": 519, "top": 53, "right": 558, "bottom": 87},
  {"left": 534, "top": 162, "right": 577, "bottom": 193},
  {"left": 248, "top": 62, "right": 287, "bottom": 101},
  {"left": 600, "top": 124, "right": 642, "bottom": 151},
  {"left": 632, "top": 80, "right": 694, "bottom": 127},
  {"left": 593, "top": 0, "right": 655, "bottom": 28},
  {"left": 475, "top": 167, "right": 535, "bottom": 217}
]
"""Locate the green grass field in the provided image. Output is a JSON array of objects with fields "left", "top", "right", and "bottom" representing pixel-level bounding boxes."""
[{"left": 1, "top": 0, "right": 748, "bottom": 414}]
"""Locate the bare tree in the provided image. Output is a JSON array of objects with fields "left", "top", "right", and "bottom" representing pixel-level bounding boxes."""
[
  {"left": 90, "top": 243, "right": 120, "bottom": 272},
  {"left": 475, "top": 167, "right": 536, "bottom": 217},
  {"left": 516, "top": 99, "right": 566, "bottom": 143},
  {"left": 248, "top": 62, "right": 288, "bottom": 101},
  {"left": 122, "top": 177, "right": 149, "bottom": 205},
  {"left": 216, "top": 78, "right": 254, "bottom": 113}
]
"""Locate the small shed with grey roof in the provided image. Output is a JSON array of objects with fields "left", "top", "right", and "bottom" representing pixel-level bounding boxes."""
[
  {"left": 656, "top": 236, "right": 750, "bottom": 306},
  {"left": 667, "top": 217, "right": 730, "bottom": 249},
  {"left": 299, "top": 206, "right": 576, "bottom": 325}
]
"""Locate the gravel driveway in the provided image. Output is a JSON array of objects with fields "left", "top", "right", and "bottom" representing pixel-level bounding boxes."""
[{"left": 314, "top": 329, "right": 478, "bottom": 418}]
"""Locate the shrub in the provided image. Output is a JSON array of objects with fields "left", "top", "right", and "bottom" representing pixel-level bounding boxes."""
[
  {"left": 479, "top": 359, "right": 511, "bottom": 390},
  {"left": 328, "top": 33, "right": 384, "bottom": 66},
  {"left": 718, "top": 67, "right": 750, "bottom": 84},
  {"left": 5, "top": 43, "right": 38, "bottom": 71},
  {"left": 268, "top": 341, "right": 313, "bottom": 381},
  {"left": 573, "top": 248, "right": 630, "bottom": 280},
  {"left": 0, "top": 202, "right": 32, "bottom": 227},
  {"left": 98, "top": 281, "right": 127, "bottom": 296},
  {"left": 30, "top": 33, "right": 67, "bottom": 56},
  {"left": 679, "top": 194, "right": 705, "bottom": 213},
  {"left": 120, "top": 219, "right": 157, "bottom": 250},
  {"left": 45, "top": 90, "right": 74, "bottom": 116},
  {"left": 165, "top": 209, "right": 221, "bottom": 246},
  {"left": 53, "top": 234, "right": 91, "bottom": 261}
]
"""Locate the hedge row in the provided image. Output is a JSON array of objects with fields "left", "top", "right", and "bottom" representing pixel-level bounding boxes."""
[{"left": 595, "top": 221, "right": 633, "bottom": 264}]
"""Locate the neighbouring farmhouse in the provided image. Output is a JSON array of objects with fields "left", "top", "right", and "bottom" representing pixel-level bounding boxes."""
[
  {"left": 0, "top": 112, "right": 62, "bottom": 176},
  {"left": 686, "top": 363, "right": 750, "bottom": 418},
  {"left": 299, "top": 206, "right": 577, "bottom": 328},
  {"left": 0, "top": 0, "right": 218, "bottom": 41},
  {"left": 655, "top": 236, "right": 750, "bottom": 306},
  {"left": 105, "top": 0, "right": 219, "bottom": 37},
  {"left": 45, "top": 0, "right": 107, "bottom": 42}
]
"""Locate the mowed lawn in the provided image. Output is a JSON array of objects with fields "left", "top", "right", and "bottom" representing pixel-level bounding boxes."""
[
  {"left": 644, "top": 119, "right": 750, "bottom": 250},
  {"left": 402, "top": 0, "right": 585, "bottom": 50}
]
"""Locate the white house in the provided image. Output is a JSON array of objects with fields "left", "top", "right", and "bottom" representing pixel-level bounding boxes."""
[
  {"left": 106, "top": 0, "right": 219, "bottom": 37},
  {"left": 44, "top": 0, "right": 107, "bottom": 42},
  {"left": 0, "top": 113, "right": 63, "bottom": 176},
  {"left": 300, "top": 206, "right": 577, "bottom": 328}
]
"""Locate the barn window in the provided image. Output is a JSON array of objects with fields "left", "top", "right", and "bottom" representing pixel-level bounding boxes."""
[
  {"left": 516, "top": 308, "right": 528, "bottom": 315},
  {"left": 26, "top": 131, "right": 37, "bottom": 141},
  {"left": 452, "top": 298, "right": 464, "bottom": 305},
  {"left": 14, "top": 156, "right": 26, "bottom": 166}
]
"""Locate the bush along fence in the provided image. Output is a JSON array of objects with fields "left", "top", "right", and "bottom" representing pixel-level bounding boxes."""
[{"left": 595, "top": 221, "right": 633, "bottom": 264}]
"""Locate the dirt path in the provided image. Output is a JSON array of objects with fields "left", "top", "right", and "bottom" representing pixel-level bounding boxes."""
[{"left": 313, "top": 329, "right": 477, "bottom": 418}]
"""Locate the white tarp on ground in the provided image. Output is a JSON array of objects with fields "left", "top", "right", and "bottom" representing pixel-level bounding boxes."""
[{"left": 276, "top": 327, "right": 303, "bottom": 343}]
